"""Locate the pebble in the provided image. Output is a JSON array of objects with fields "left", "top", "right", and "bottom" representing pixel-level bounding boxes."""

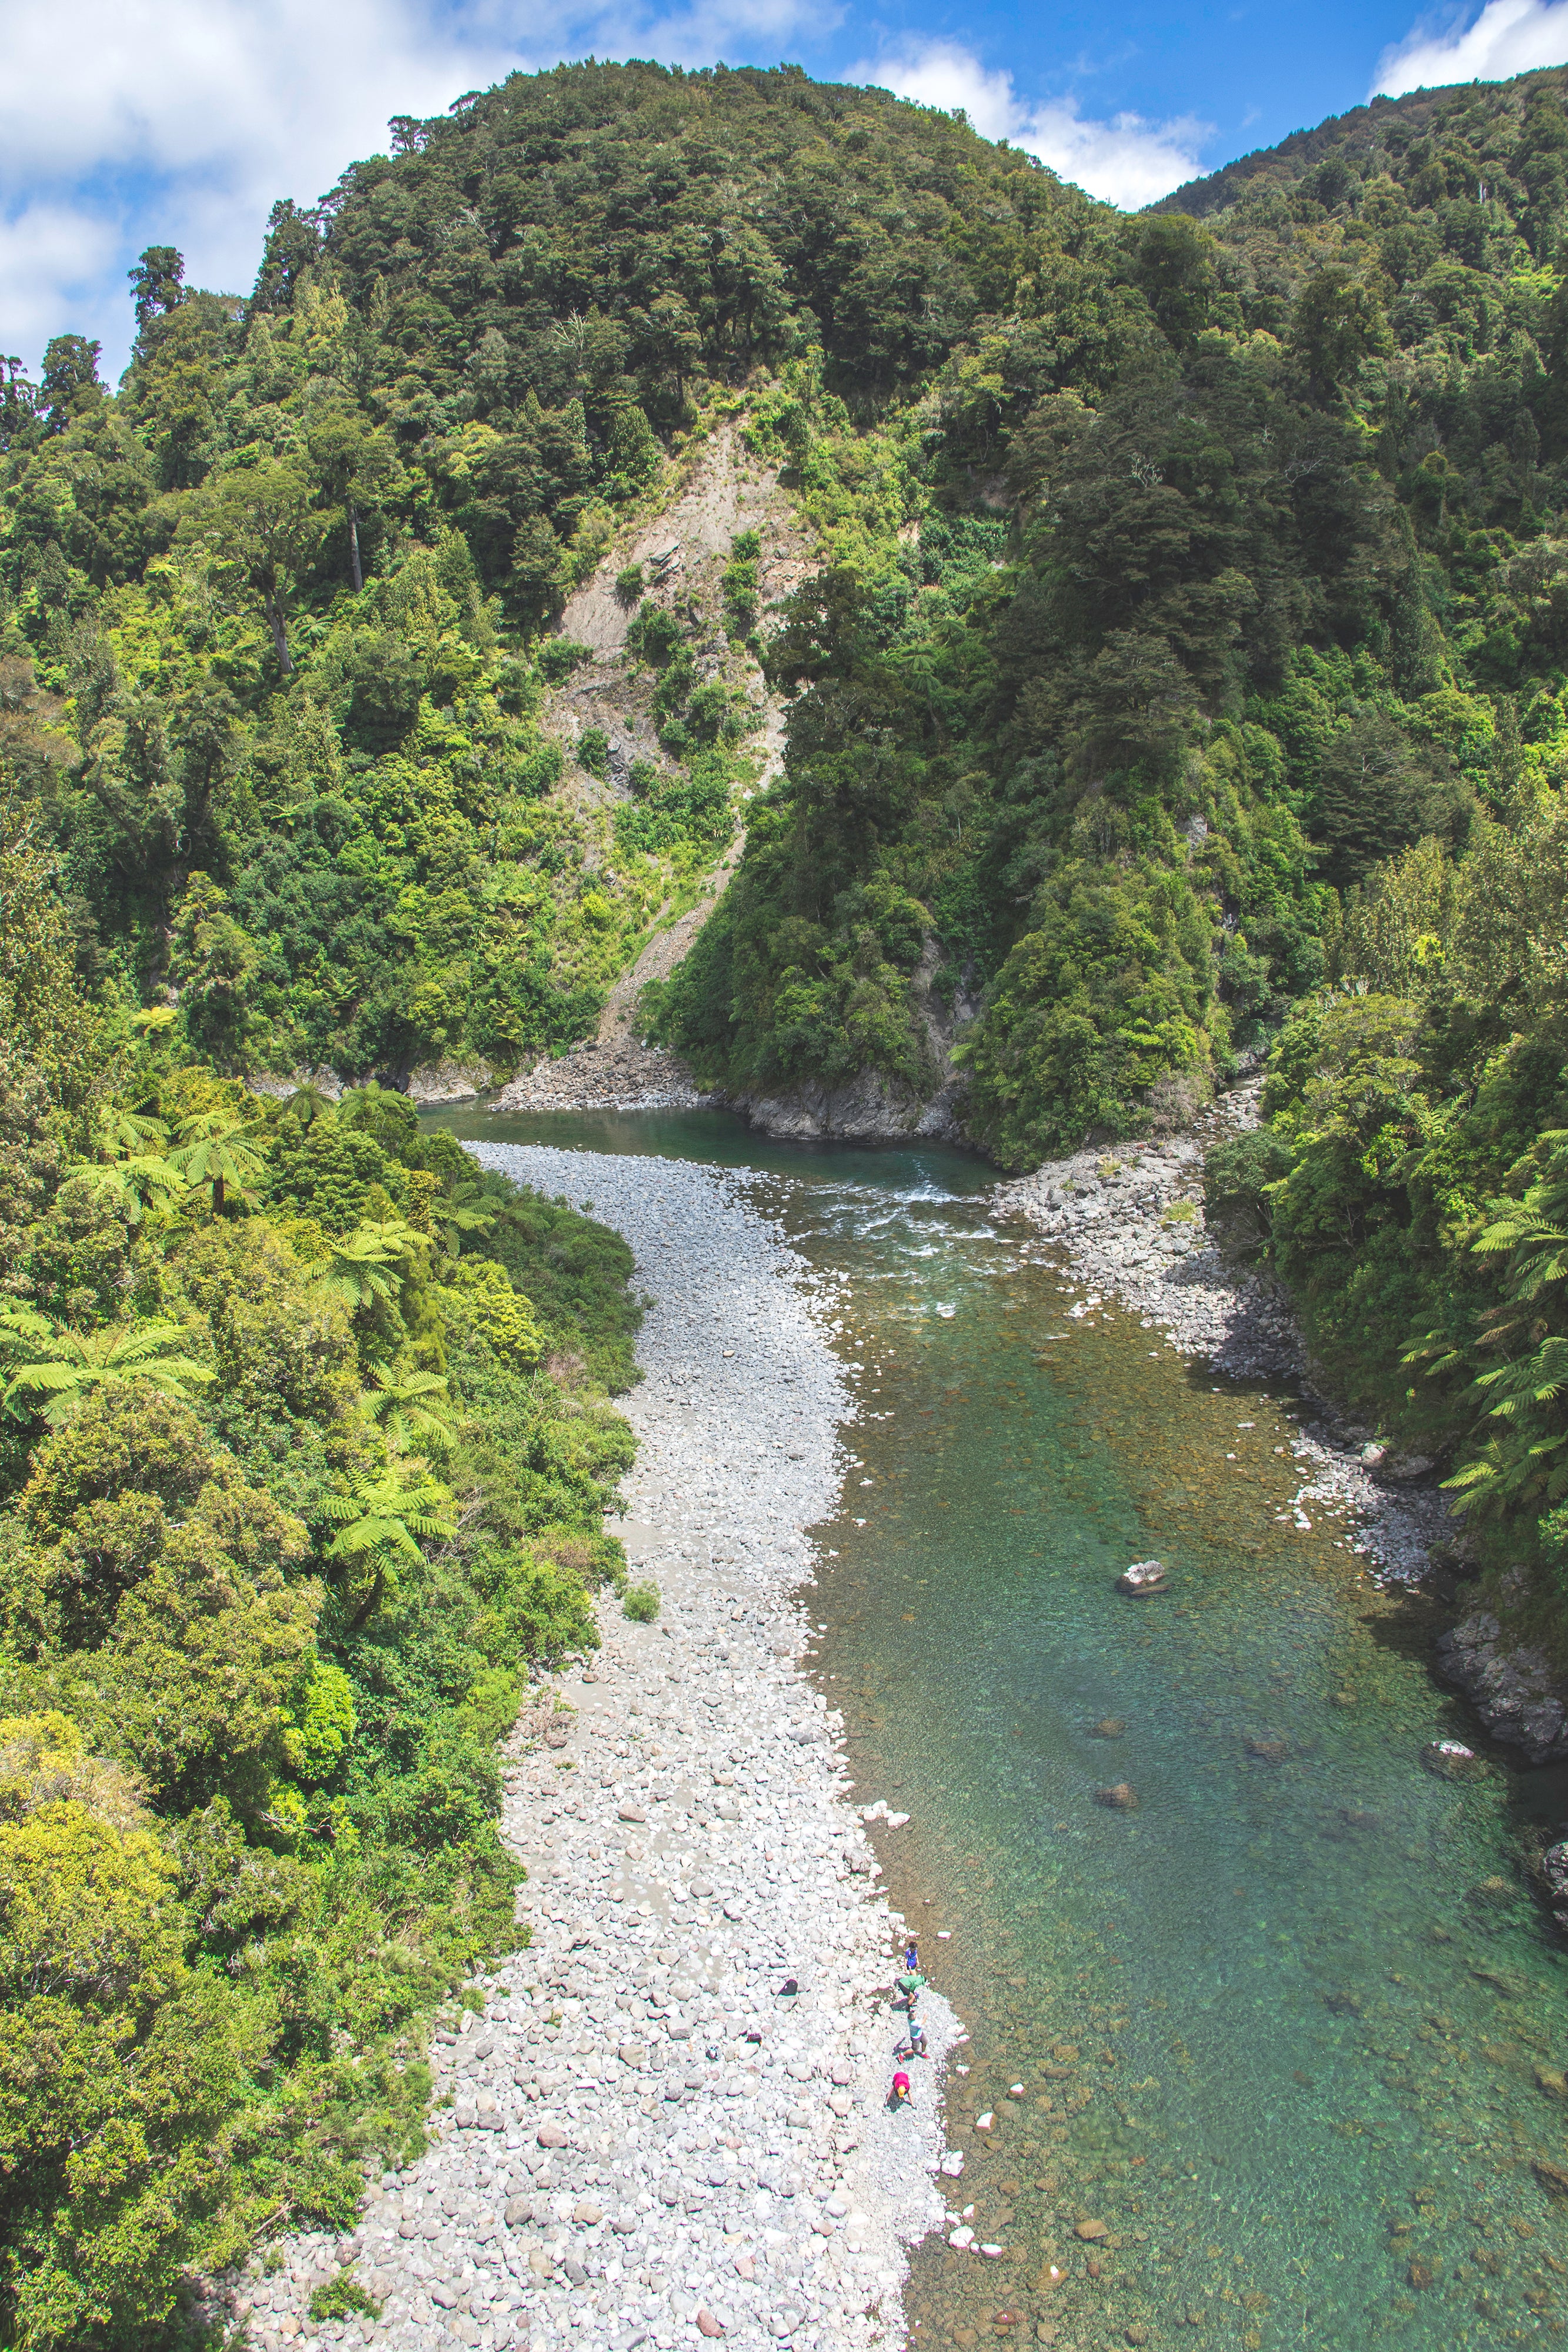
[
  {"left": 993, "top": 1088, "right": 1299, "bottom": 1376},
  {"left": 223, "top": 1144, "right": 958, "bottom": 2352}
]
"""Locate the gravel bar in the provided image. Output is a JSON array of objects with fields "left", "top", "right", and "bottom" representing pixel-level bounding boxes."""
[{"left": 236, "top": 1145, "right": 957, "bottom": 2352}]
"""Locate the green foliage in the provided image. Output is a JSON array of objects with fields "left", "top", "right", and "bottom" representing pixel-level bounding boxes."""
[
  {"left": 1442, "top": 1137, "right": 1568, "bottom": 1529},
  {"left": 622, "top": 1579, "right": 660, "bottom": 1622},
  {"left": 0, "top": 823, "right": 641, "bottom": 2348},
  {"left": 1203, "top": 1128, "right": 1293, "bottom": 1259},
  {"left": 0, "top": 1307, "right": 213, "bottom": 1429},
  {"left": 0, "top": 1710, "right": 269, "bottom": 2352},
  {"left": 648, "top": 68, "right": 1568, "bottom": 1171},
  {"left": 18, "top": 55, "right": 1568, "bottom": 2317},
  {"left": 539, "top": 639, "right": 593, "bottom": 684},
  {"left": 8, "top": 79, "right": 908, "bottom": 1090},
  {"left": 723, "top": 530, "right": 761, "bottom": 638},
  {"left": 446, "top": 1257, "right": 545, "bottom": 1367},
  {"left": 309, "top": 2270, "right": 381, "bottom": 2322},
  {"left": 613, "top": 750, "right": 735, "bottom": 860},
  {"left": 1219, "top": 791, "right": 1568, "bottom": 1597}
]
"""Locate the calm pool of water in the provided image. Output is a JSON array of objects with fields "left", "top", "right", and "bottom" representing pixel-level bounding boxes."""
[{"left": 435, "top": 1105, "right": 1568, "bottom": 2349}]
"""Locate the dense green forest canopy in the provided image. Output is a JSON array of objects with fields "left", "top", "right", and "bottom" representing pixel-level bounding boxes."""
[
  {"left": 638, "top": 64, "right": 1568, "bottom": 1627},
  {"left": 5, "top": 62, "right": 1097, "bottom": 1086},
  {"left": 653, "top": 62, "right": 1568, "bottom": 1157},
  {"left": 11, "top": 55, "right": 1568, "bottom": 2343},
  {"left": 0, "top": 812, "right": 642, "bottom": 2346}
]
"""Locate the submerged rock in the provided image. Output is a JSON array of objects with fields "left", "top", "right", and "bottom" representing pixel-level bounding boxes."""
[
  {"left": 1435, "top": 1612, "right": 1568, "bottom": 1764},
  {"left": 1380, "top": 1452, "right": 1434, "bottom": 1482},
  {"left": 1244, "top": 1735, "right": 1290, "bottom": 1763},
  {"left": 1422, "top": 1739, "right": 1481, "bottom": 1780},
  {"left": 1094, "top": 1782, "right": 1139, "bottom": 1810},
  {"left": 1541, "top": 1839, "right": 1568, "bottom": 1930},
  {"left": 1091, "top": 1718, "right": 1126, "bottom": 1739},
  {"left": 1116, "top": 1559, "right": 1168, "bottom": 1596}
]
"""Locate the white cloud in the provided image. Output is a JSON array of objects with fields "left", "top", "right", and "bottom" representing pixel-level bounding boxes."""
[
  {"left": 854, "top": 37, "right": 1210, "bottom": 209},
  {"left": 855, "top": 38, "right": 1022, "bottom": 142},
  {"left": 0, "top": 0, "right": 522, "bottom": 376},
  {"left": 1375, "top": 0, "right": 1568, "bottom": 98},
  {"left": 0, "top": 202, "right": 121, "bottom": 364},
  {"left": 0, "top": 0, "right": 841, "bottom": 378},
  {"left": 1024, "top": 99, "right": 1212, "bottom": 209}
]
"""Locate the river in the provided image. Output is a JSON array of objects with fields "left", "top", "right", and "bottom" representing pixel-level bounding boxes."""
[{"left": 434, "top": 1103, "right": 1568, "bottom": 2351}]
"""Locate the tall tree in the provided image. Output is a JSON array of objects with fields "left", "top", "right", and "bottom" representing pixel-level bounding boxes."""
[
  {"left": 179, "top": 460, "right": 330, "bottom": 671},
  {"left": 127, "top": 246, "right": 185, "bottom": 335}
]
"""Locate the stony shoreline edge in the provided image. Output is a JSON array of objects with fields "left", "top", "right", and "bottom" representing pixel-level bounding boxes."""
[
  {"left": 233, "top": 1144, "right": 958, "bottom": 2352},
  {"left": 995, "top": 1080, "right": 1451, "bottom": 1588}
]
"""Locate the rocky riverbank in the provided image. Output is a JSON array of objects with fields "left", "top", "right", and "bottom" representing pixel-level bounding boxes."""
[
  {"left": 490, "top": 1038, "right": 713, "bottom": 1114},
  {"left": 235, "top": 1147, "right": 957, "bottom": 2352},
  {"left": 996, "top": 1079, "right": 1450, "bottom": 1585}
]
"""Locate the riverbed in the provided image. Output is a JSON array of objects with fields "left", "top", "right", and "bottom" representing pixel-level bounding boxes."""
[{"left": 435, "top": 1105, "right": 1568, "bottom": 2352}]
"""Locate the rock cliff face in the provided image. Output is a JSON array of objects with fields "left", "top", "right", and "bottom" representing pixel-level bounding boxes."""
[
  {"left": 406, "top": 1059, "right": 495, "bottom": 1105},
  {"left": 1435, "top": 1612, "right": 1568, "bottom": 1765},
  {"left": 731, "top": 1067, "right": 968, "bottom": 1147},
  {"left": 731, "top": 940, "right": 979, "bottom": 1148}
]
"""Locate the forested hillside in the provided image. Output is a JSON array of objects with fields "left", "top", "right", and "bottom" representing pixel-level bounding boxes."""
[
  {"left": 0, "top": 66, "right": 1114, "bottom": 2347},
  {"left": 0, "top": 62, "right": 1092, "bottom": 1085},
  {"left": 11, "top": 54, "right": 1568, "bottom": 2341},
  {"left": 646, "top": 64, "right": 1568, "bottom": 1613},
  {"left": 0, "top": 814, "right": 642, "bottom": 2346}
]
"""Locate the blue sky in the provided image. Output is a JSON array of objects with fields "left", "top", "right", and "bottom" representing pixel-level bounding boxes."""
[{"left": 4, "top": 0, "right": 1568, "bottom": 380}]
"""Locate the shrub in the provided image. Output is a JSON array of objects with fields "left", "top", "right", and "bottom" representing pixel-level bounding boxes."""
[
  {"left": 577, "top": 727, "right": 610, "bottom": 779},
  {"left": 539, "top": 639, "right": 593, "bottom": 684},
  {"left": 446, "top": 1259, "right": 546, "bottom": 1367},
  {"left": 626, "top": 605, "right": 684, "bottom": 668},
  {"left": 622, "top": 1580, "right": 660, "bottom": 1622},
  {"left": 615, "top": 564, "right": 644, "bottom": 607},
  {"left": 723, "top": 532, "right": 761, "bottom": 636},
  {"left": 1203, "top": 1129, "right": 1293, "bottom": 1261},
  {"left": 508, "top": 739, "right": 564, "bottom": 799},
  {"left": 310, "top": 2271, "right": 382, "bottom": 2322}
]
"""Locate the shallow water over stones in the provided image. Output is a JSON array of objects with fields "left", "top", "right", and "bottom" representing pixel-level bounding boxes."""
[{"left": 440, "top": 1107, "right": 1568, "bottom": 2351}]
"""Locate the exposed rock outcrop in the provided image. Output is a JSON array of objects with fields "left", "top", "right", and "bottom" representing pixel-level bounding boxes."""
[
  {"left": 1434, "top": 1612, "right": 1568, "bottom": 1765},
  {"left": 733, "top": 1066, "right": 968, "bottom": 1147},
  {"left": 406, "top": 1058, "right": 494, "bottom": 1105},
  {"left": 491, "top": 1035, "right": 711, "bottom": 1112}
]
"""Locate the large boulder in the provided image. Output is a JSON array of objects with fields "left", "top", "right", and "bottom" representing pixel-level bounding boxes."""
[
  {"left": 1542, "top": 1840, "right": 1568, "bottom": 1932},
  {"left": 1435, "top": 1612, "right": 1568, "bottom": 1765}
]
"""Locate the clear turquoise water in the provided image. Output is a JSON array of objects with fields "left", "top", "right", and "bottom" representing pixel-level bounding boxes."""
[{"left": 435, "top": 1106, "right": 1568, "bottom": 2348}]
